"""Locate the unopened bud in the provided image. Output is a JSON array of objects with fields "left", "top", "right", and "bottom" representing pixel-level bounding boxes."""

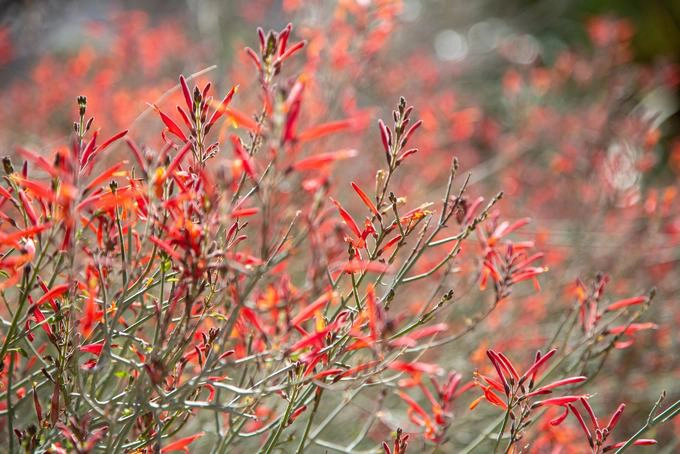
[
  {"left": 77, "top": 95, "right": 87, "bottom": 116},
  {"left": 3, "top": 156, "right": 14, "bottom": 174}
]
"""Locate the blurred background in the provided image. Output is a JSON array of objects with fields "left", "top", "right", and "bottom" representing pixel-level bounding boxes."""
[
  {"left": 0, "top": 0, "right": 678, "bottom": 451},
  {"left": 1, "top": 0, "right": 679, "bottom": 140}
]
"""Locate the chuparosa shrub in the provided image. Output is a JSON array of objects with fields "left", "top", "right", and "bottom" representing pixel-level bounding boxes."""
[{"left": 0, "top": 8, "right": 678, "bottom": 453}]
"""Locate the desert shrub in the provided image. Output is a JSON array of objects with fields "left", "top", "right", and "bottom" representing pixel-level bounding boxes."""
[{"left": 0, "top": 3, "right": 678, "bottom": 453}]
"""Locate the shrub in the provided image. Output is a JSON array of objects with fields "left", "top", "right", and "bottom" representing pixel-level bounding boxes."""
[{"left": 0, "top": 7, "right": 678, "bottom": 453}]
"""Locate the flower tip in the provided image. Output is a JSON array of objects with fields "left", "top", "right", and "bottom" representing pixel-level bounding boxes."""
[{"left": 635, "top": 439, "right": 657, "bottom": 445}]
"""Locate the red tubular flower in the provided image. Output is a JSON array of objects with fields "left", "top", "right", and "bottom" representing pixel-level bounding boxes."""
[
  {"left": 526, "top": 376, "right": 587, "bottom": 397},
  {"left": 520, "top": 348, "right": 556, "bottom": 385},
  {"left": 18, "top": 189, "right": 38, "bottom": 225},
  {"left": 532, "top": 395, "right": 587, "bottom": 408},
  {"left": 605, "top": 296, "right": 647, "bottom": 311},
  {"left": 230, "top": 207, "right": 260, "bottom": 218},
  {"left": 179, "top": 74, "right": 193, "bottom": 111},
  {"left": 35, "top": 283, "right": 69, "bottom": 309},
  {"left": 552, "top": 398, "right": 659, "bottom": 452},
  {"left": 476, "top": 371, "right": 505, "bottom": 393},
  {"left": 153, "top": 105, "right": 188, "bottom": 143},
  {"left": 397, "top": 391, "right": 434, "bottom": 428},
  {"left": 79, "top": 341, "right": 106, "bottom": 356},
  {"left": 334, "top": 360, "right": 380, "bottom": 381},
  {"left": 125, "top": 138, "right": 147, "bottom": 174},
  {"left": 365, "top": 283, "right": 380, "bottom": 340},
  {"left": 149, "top": 236, "right": 181, "bottom": 261},
  {"left": 603, "top": 439, "right": 657, "bottom": 451},
  {"left": 383, "top": 428, "right": 410, "bottom": 454},
  {"left": 16, "top": 147, "right": 59, "bottom": 178},
  {"left": 395, "top": 366, "right": 463, "bottom": 442},
  {"left": 330, "top": 197, "right": 362, "bottom": 238},
  {"left": 481, "top": 386, "right": 508, "bottom": 409},
  {"left": 176, "top": 105, "right": 193, "bottom": 130},
  {"left": 291, "top": 149, "right": 358, "bottom": 171},
  {"left": 549, "top": 407, "right": 570, "bottom": 426},
  {"left": 486, "top": 350, "right": 510, "bottom": 393},
  {"left": 160, "top": 432, "right": 205, "bottom": 453},
  {"left": 287, "top": 329, "right": 329, "bottom": 353},
  {"left": 30, "top": 301, "right": 53, "bottom": 337},
  {"left": 13, "top": 177, "right": 57, "bottom": 203},
  {"left": 378, "top": 119, "right": 391, "bottom": 154},
  {"left": 351, "top": 182, "right": 380, "bottom": 219},
  {"left": 0, "top": 223, "right": 50, "bottom": 248},
  {"left": 606, "top": 403, "right": 625, "bottom": 431},
  {"left": 225, "top": 107, "right": 259, "bottom": 132},
  {"left": 85, "top": 162, "right": 128, "bottom": 192},
  {"left": 312, "top": 368, "right": 345, "bottom": 380},
  {"left": 568, "top": 403, "right": 594, "bottom": 448},
  {"left": 276, "top": 40, "right": 305, "bottom": 65},
  {"left": 390, "top": 361, "right": 443, "bottom": 376},
  {"left": 80, "top": 129, "right": 128, "bottom": 169},
  {"left": 474, "top": 348, "right": 586, "bottom": 420},
  {"left": 388, "top": 323, "right": 448, "bottom": 348},
  {"left": 580, "top": 397, "right": 599, "bottom": 429},
  {"left": 207, "top": 85, "right": 238, "bottom": 130},
  {"left": 607, "top": 322, "right": 658, "bottom": 335},
  {"left": 290, "top": 291, "right": 334, "bottom": 327},
  {"left": 287, "top": 405, "right": 307, "bottom": 424},
  {"left": 511, "top": 266, "right": 549, "bottom": 284},
  {"left": 231, "top": 135, "right": 257, "bottom": 180},
  {"left": 297, "top": 118, "right": 356, "bottom": 142},
  {"left": 341, "top": 259, "right": 389, "bottom": 274},
  {"left": 496, "top": 352, "right": 520, "bottom": 382},
  {"left": 165, "top": 141, "right": 194, "bottom": 177},
  {"left": 401, "top": 120, "right": 422, "bottom": 148}
]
